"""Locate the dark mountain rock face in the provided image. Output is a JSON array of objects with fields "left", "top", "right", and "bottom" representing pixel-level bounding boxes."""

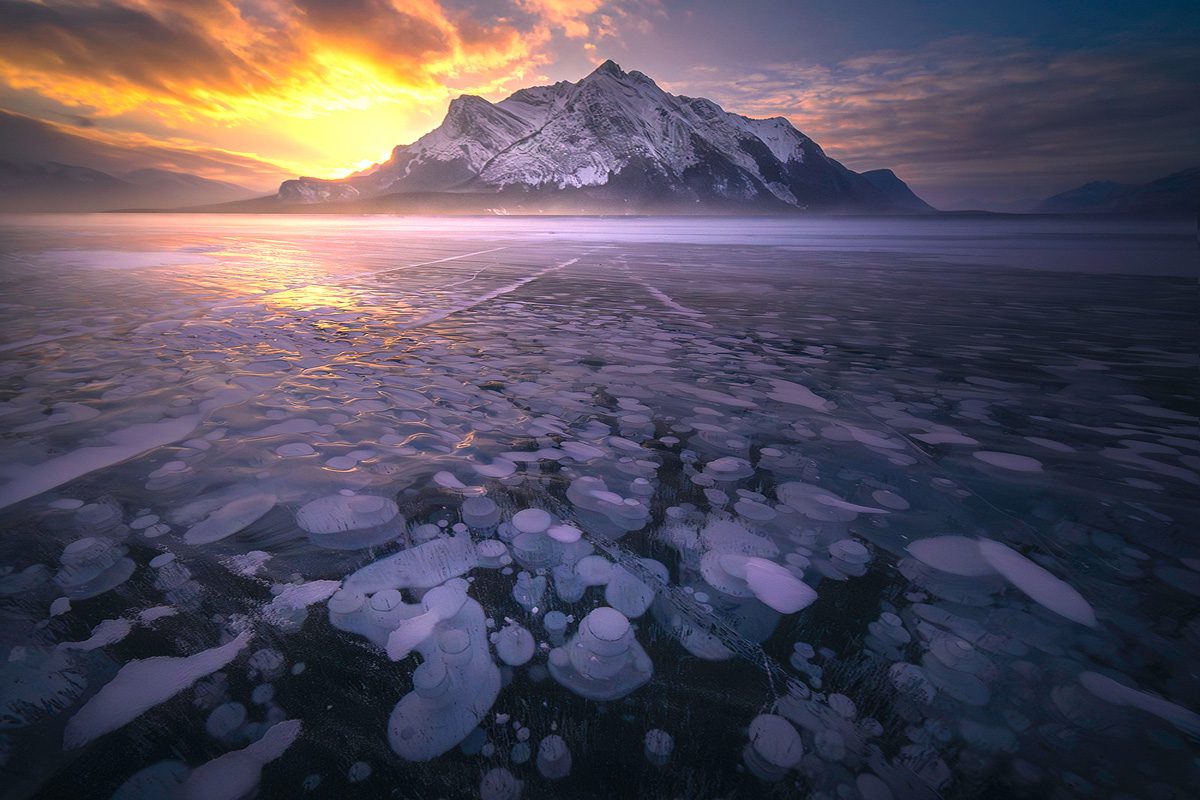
[{"left": 1038, "top": 168, "right": 1199, "bottom": 216}]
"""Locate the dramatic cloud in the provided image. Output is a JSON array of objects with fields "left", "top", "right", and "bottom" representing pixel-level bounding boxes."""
[
  {"left": 667, "top": 35, "right": 1200, "bottom": 208},
  {"left": 0, "top": 109, "right": 291, "bottom": 190},
  {"left": 0, "top": 0, "right": 538, "bottom": 121}
]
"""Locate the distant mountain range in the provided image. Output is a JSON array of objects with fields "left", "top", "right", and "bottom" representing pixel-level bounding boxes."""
[
  {"left": 0, "top": 161, "right": 255, "bottom": 212},
  {"left": 1037, "top": 168, "right": 1199, "bottom": 216},
  {"left": 249, "top": 60, "right": 932, "bottom": 215}
]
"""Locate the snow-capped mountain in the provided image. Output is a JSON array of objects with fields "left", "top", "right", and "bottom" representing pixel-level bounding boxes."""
[{"left": 276, "top": 60, "right": 930, "bottom": 213}]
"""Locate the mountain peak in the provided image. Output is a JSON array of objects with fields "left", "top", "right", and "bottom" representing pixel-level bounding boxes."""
[
  {"left": 589, "top": 59, "right": 626, "bottom": 78},
  {"left": 271, "top": 61, "right": 932, "bottom": 214}
]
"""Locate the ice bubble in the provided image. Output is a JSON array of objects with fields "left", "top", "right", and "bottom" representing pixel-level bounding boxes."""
[
  {"left": 348, "top": 761, "right": 371, "bottom": 782},
  {"left": 720, "top": 556, "right": 817, "bottom": 614},
  {"left": 512, "top": 532, "right": 555, "bottom": 569},
  {"left": 477, "top": 539, "right": 512, "bottom": 568},
  {"left": 206, "top": 702, "right": 248, "bottom": 740},
  {"left": 480, "top": 768, "right": 521, "bottom": 800},
  {"left": 536, "top": 734, "right": 571, "bottom": 779},
  {"left": 270, "top": 440, "right": 315, "bottom": 459},
  {"left": 493, "top": 624, "right": 535, "bottom": 666},
  {"left": 248, "top": 648, "right": 285, "bottom": 679},
  {"left": 345, "top": 533, "right": 476, "bottom": 593},
  {"left": 871, "top": 490, "right": 910, "bottom": 510},
  {"left": 745, "top": 714, "right": 803, "bottom": 780},
  {"left": 136, "top": 605, "right": 175, "bottom": 626},
  {"left": 296, "top": 494, "right": 403, "bottom": 550},
  {"left": 700, "top": 519, "right": 779, "bottom": 559},
  {"left": 49, "top": 498, "right": 85, "bottom": 511},
  {"left": 978, "top": 539, "right": 1097, "bottom": 627},
  {"left": 387, "top": 591, "right": 500, "bottom": 761},
  {"left": 513, "top": 572, "right": 546, "bottom": 610},
  {"left": 512, "top": 509, "right": 552, "bottom": 534},
  {"left": 263, "top": 580, "right": 341, "bottom": 628},
  {"left": 130, "top": 514, "right": 159, "bottom": 530},
  {"left": 906, "top": 536, "right": 995, "bottom": 577},
  {"left": 54, "top": 537, "right": 135, "bottom": 599},
  {"left": 605, "top": 559, "right": 667, "bottom": 618},
  {"left": 510, "top": 740, "right": 531, "bottom": 764},
  {"left": 180, "top": 719, "right": 301, "bottom": 800},
  {"left": 65, "top": 631, "right": 252, "bottom": 748},
  {"left": 185, "top": 493, "right": 276, "bottom": 545},
  {"left": 972, "top": 451, "right": 1043, "bottom": 472},
  {"left": 765, "top": 379, "right": 833, "bottom": 411},
  {"left": 1079, "top": 671, "right": 1200, "bottom": 737},
  {"left": 575, "top": 555, "right": 614, "bottom": 586},
  {"left": 705, "top": 457, "right": 755, "bottom": 480},
  {"left": 252, "top": 684, "right": 274, "bottom": 705},
  {"left": 542, "top": 611, "right": 569, "bottom": 644},
  {"left": 734, "top": 498, "right": 776, "bottom": 522},
  {"left": 57, "top": 618, "right": 132, "bottom": 652},
  {"left": 547, "top": 524, "right": 582, "bottom": 543},
  {"left": 548, "top": 607, "right": 651, "bottom": 701},
  {"left": 644, "top": 729, "right": 674, "bottom": 765},
  {"left": 324, "top": 455, "right": 358, "bottom": 471},
  {"left": 433, "top": 471, "right": 466, "bottom": 489},
  {"left": 461, "top": 497, "right": 501, "bottom": 529}
]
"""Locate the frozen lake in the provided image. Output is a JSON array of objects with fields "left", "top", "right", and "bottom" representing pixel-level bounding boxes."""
[{"left": 0, "top": 214, "right": 1197, "bottom": 799}]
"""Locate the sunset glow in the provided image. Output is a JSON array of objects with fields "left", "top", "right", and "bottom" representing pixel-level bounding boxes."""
[{"left": 0, "top": 1, "right": 1195, "bottom": 206}]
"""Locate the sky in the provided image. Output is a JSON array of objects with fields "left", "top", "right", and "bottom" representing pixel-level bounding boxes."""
[{"left": 0, "top": 0, "right": 1196, "bottom": 208}]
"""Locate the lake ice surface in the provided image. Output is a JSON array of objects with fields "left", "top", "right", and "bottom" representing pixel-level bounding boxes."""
[{"left": 0, "top": 214, "right": 1197, "bottom": 799}]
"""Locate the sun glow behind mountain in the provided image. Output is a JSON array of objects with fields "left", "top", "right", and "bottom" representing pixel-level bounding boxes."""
[{"left": 0, "top": 1, "right": 1195, "bottom": 208}]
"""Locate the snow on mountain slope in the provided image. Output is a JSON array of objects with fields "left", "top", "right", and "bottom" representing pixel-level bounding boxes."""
[{"left": 277, "top": 60, "right": 929, "bottom": 212}]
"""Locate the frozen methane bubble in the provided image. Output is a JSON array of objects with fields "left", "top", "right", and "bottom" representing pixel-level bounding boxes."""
[
  {"left": 644, "top": 729, "right": 674, "bottom": 766},
  {"left": 480, "top": 768, "right": 521, "bottom": 800},
  {"left": 345, "top": 533, "right": 476, "bottom": 593},
  {"left": 53, "top": 537, "right": 136, "bottom": 599},
  {"left": 744, "top": 714, "right": 803, "bottom": 781},
  {"left": 180, "top": 719, "right": 302, "bottom": 800},
  {"left": 1079, "top": 671, "right": 1200, "bottom": 736},
  {"left": 492, "top": 624, "right": 536, "bottom": 666},
  {"left": 461, "top": 497, "right": 501, "bottom": 529},
  {"left": 513, "top": 571, "right": 547, "bottom": 610},
  {"left": 972, "top": 451, "right": 1043, "bottom": 472},
  {"left": 387, "top": 589, "right": 501, "bottom": 760},
  {"left": 536, "top": 734, "right": 572, "bottom": 779},
  {"left": 476, "top": 539, "right": 512, "bottom": 568},
  {"left": 512, "top": 508, "right": 552, "bottom": 534},
  {"left": 295, "top": 494, "right": 403, "bottom": 550},
  {"left": 64, "top": 631, "right": 252, "bottom": 748},
  {"left": 542, "top": 611, "right": 569, "bottom": 644},
  {"left": 704, "top": 456, "right": 755, "bottom": 481},
  {"left": 717, "top": 556, "right": 818, "bottom": 614},
  {"left": 605, "top": 559, "right": 667, "bottom": 618},
  {"left": 184, "top": 494, "right": 276, "bottom": 545},
  {"left": 566, "top": 476, "right": 649, "bottom": 537},
  {"left": 57, "top": 618, "right": 133, "bottom": 652},
  {"left": 206, "top": 702, "right": 248, "bottom": 741},
  {"left": 977, "top": 538, "right": 1098, "bottom": 627},
  {"left": 548, "top": 607, "right": 652, "bottom": 701},
  {"left": 547, "top": 524, "right": 582, "bottom": 543},
  {"left": 906, "top": 536, "right": 995, "bottom": 577}
]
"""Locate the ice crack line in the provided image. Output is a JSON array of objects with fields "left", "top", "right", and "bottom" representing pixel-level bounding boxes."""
[
  {"left": 0, "top": 246, "right": 510, "bottom": 354},
  {"left": 399, "top": 256, "right": 581, "bottom": 329}
]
